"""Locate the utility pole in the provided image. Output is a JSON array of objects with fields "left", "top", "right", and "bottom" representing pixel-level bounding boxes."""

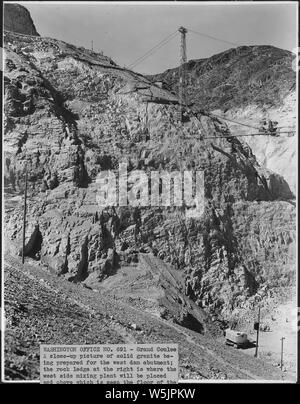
[
  {"left": 22, "top": 166, "right": 28, "bottom": 264},
  {"left": 91, "top": 40, "right": 94, "bottom": 51},
  {"left": 280, "top": 337, "right": 285, "bottom": 370},
  {"left": 254, "top": 306, "right": 261, "bottom": 358},
  {"left": 178, "top": 26, "right": 187, "bottom": 122}
]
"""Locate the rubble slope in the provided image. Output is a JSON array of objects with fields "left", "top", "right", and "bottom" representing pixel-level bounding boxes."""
[{"left": 4, "top": 256, "right": 288, "bottom": 381}]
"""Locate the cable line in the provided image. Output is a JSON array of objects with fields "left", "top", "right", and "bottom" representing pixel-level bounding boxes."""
[
  {"left": 194, "top": 110, "right": 296, "bottom": 132},
  {"left": 204, "top": 131, "right": 295, "bottom": 139},
  {"left": 206, "top": 112, "right": 261, "bottom": 130},
  {"left": 126, "top": 31, "right": 178, "bottom": 69},
  {"left": 188, "top": 28, "right": 242, "bottom": 47},
  {"left": 184, "top": 131, "right": 295, "bottom": 140}
]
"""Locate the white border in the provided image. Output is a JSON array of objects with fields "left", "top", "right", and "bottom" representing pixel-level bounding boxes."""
[{"left": 1, "top": 0, "right": 298, "bottom": 384}]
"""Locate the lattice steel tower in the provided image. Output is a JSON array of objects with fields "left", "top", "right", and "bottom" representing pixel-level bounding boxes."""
[{"left": 178, "top": 26, "right": 187, "bottom": 121}]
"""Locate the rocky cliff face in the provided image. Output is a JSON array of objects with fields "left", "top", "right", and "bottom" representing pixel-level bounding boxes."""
[
  {"left": 4, "top": 29, "right": 296, "bottom": 321},
  {"left": 4, "top": 4, "right": 39, "bottom": 36},
  {"left": 150, "top": 46, "right": 297, "bottom": 193},
  {"left": 211, "top": 94, "right": 296, "bottom": 194}
]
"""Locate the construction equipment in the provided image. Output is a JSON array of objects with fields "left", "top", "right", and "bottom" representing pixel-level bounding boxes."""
[
  {"left": 268, "top": 120, "right": 279, "bottom": 136},
  {"left": 258, "top": 119, "right": 268, "bottom": 134},
  {"left": 259, "top": 119, "right": 279, "bottom": 136},
  {"left": 224, "top": 328, "right": 248, "bottom": 349}
]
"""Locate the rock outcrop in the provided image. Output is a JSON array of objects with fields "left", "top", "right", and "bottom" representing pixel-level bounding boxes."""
[
  {"left": 4, "top": 4, "right": 39, "bottom": 36},
  {"left": 86, "top": 253, "right": 215, "bottom": 335},
  {"left": 3, "top": 25, "right": 296, "bottom": 321},
  {"left": 150, "top": 45, "right": 297, "bottom": 193},
  {"left": 210, "top": 96, "right": 297, "bottom": 193}
]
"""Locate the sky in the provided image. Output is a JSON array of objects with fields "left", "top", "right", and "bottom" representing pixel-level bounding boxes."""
[{"left": 14, "top": 1, "right": 298, "bottom": 74}]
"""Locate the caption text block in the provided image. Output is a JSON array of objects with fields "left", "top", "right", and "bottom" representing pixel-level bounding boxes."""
[{"left": 40, "top": 344, "right": 178, "bottom": 384}]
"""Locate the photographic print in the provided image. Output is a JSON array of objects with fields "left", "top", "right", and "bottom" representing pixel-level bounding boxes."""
[{"left": 1, "top": 1, "right": 298, "bottom": 385}]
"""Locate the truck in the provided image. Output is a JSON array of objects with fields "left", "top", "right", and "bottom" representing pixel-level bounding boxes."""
[{"left": 224, "top": 328, "right": 248, "bottom": 349}]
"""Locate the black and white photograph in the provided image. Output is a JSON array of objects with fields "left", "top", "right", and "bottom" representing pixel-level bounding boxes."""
[{"left": 1, "top": 1, "right": 298, "bottom": 385}]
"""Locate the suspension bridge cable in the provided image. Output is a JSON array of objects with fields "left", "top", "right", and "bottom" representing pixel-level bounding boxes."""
[
  {"left": 127, "top": 37, "right": 177, "bottom": 71},
  {"left": 126, "top": 31, "right": 178, "bottom": 69},
  {"left": 188, "top": 28, "right": 242, "bottom": 47},
  {"left": 127, "top": 26, "right": 240, "bottom": 70},
  {"left": 213, "top": 113, "right": 290, "bottom": 130}
]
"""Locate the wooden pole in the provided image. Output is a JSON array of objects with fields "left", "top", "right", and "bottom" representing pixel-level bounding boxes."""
[
  {"left": 280, "top": 337, "right": 285, "bottom": 370},
  {"left": 254, "top": 306, "right": 260, "bottom": 358},
  {"left": 22, "top": 167, "right": 28, "bottom": 264}
]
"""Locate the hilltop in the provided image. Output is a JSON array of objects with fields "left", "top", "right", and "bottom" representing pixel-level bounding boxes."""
[{"left": 149, "top": 45, "right": 297, "bottom": 192}]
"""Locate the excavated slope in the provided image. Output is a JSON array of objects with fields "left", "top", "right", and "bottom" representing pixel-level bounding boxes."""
[
  {"left": 4, "top": 30, "right": 296, "bottom": 325},
  {"left": 150, "top": 45, "right": 297, "bottom": 192}
]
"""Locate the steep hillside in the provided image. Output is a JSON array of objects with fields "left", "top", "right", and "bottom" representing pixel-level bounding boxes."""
[
  {"left": 211, "top": 94, "right": 297, "bottom": 193},
  {"left": 150, "top": 46, "right": 295, "bottom": 110},
  {"left": 150, "top": 46, "right": 297, "bottom": 192},
  {"left": 5, "top": 256, "right": 289, "bottom": 381},
  {"left": 4, "top": 30, "right": 295, "bottom": 315},
  {"left": 4, "top": 3, "right": 39, "bottom": 36}
]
